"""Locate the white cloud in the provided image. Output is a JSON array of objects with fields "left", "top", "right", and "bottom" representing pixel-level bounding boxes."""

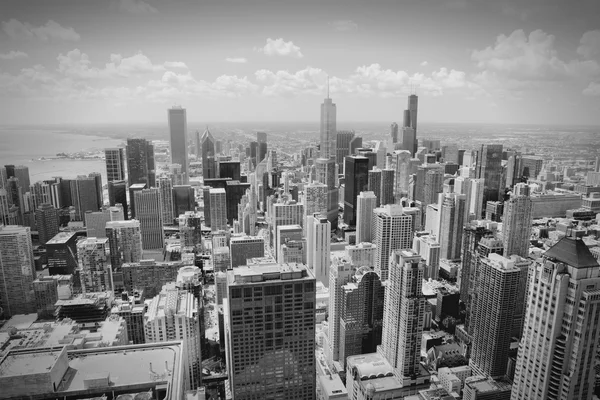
[
  {"left": 119, "top": 0, "right": 158, "bottom": 14},
  {"left": 577, "top": 30, "right": 600, "bottom": 60},
  {"left": 255, "top": 67, "right": 325, "bottom": 96},
  {"left": 225, "top": 57, "right": 248, "bottom": 64},
  {"left": 57, "top": 49, "right": 165, "bottom": 79},
  {"left": 164, "top": 61, "right": 188, "bottom": 69},
  {"left": 0, "top": 50, "right": 28, "bottom": 60},
  {"left": 256, "top": 38, "right": 303, "bottom": 58},
  {"left": 583, "top": 82, "right": 600, "bottom": 96},
  {"left": 420, "top": 61, "right": 428, "bottom": 66},
  {"left": 330, "top": 20, "right": 358, "bottom": 32},
  {"left": 2, "top": 19, "right": 80, "bottom": 41}
]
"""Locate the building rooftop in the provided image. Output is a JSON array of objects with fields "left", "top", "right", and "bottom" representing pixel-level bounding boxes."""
[
  {"left": 346, "top": 352, "right": 394, "bottom": 381},
  {"left": 0, "top": 314, "right": 38, "bottom": 332},
  {"left": 0, "top": 348, "right": 61, "bottom": 377},
  {"left": 46, "top": 231, "right": 77, "bottom": 245},
  {"left": 229, "top": 263, "right": 313, "bottom": 285},
  {"left": 544, "top": 235, "right": 599, "bottom": 269}
]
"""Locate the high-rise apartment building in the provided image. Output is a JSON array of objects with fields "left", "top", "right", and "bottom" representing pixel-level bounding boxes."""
[
  {"left": 469, "top": 253, "right": 521, "bottom": 378},
  {"left": 84, "top": 206, "right": 124, "bottom": 239},
  {"left": 70, "top": 176, "right": 100, "bottom": 221},
  {"left": 200, "top": 128, "right": 216, "bottom": 179},
  {"left": 0, "top": 225, "right": 36, "bottom": 317},
  {"left": 306, "top": 213, "right": 331, "bottom": 287},
  {"left": 134, "top": 188, "right": 164, "bottom": 250},
  {"left": 356, "top": 191, "right": 377, "bottom": 243},
  {"left": 77, "top": 237, "right": 113, "bottom": 293},
  {"left": 106, "top": 220, "right": 143, "bottom": 269},
  {"left": 373, "top": 205, "right": 413, "bottom": 281},
  {"left": 230, "top": 236, "right": 265, "bottom": 268},
  {"left": 439, "top": 193, "right": 467, "bottom": 261},
  {"left": 145, "top": 287, "right": 201, "bottom": 390},
  {"left": 46, "top": 231, "right": 79, "bottom": 275},
  {"left": 172, "top": 185, "right": 196, "bottom": 219},
  {"left": 343, "top": 155, "right": 369, "bottom": 226},
  {"left": 303, "top": 182, "right": 328, "bottom": 222},
  {"left": 224, "top": 262, "right": 316, "bottom": 399},
  {"left": 209, "top": 188, "right": 227, "bottom": 231},
  {"left": 105, "top": 148, "right": 126, "bottom": 182},
  {"left": 126, "top": 138, "right": 155, "bottom": 187},
  {"left": 511, "top": 233, "right": 600, "bottom": 400},
  {"left": 503, "top": 183, "right": 533, "bottom": 258},
  {"left": 391, "top": 150, "right": 412, "bottom": 202},
  {"left": 476, "top": 144, "right": 503, "bottom": 205},
  {"left": 157, "top": 177, "right": 175, "bottom": 226},
  {"left": 380, "top": 168, "right": 395, "bottom": 206},
  {"left": 168, "top": 106, "right": 188, "bottom": 182},
  {"left": 36, "top": 203, "right": 59, "bottom": 245},
  {"left": 423, "top": 168, "right": 444, "bottom": 207}
]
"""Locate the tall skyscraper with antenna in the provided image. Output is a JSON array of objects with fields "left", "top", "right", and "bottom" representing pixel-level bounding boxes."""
[
  {"left": 402, "top": 92, "right": 419, "bottom": 155},
  {"left": 316, "top": 77, "right": 339, "bottom": 230}
]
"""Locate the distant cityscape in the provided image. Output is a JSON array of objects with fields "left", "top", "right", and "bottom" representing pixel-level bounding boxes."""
[{"left": 1, "top": 88, "right": 600, "bottom": 400}]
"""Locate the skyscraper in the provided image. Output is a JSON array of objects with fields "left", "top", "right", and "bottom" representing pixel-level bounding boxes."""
[
  {"left": 145, "top": 287, "right": 201, "bottom": 390},
  {"left": 257, "top": 131, "right": 268, "bottom": 165},
  {"left": 336, "top": 130, "right": 355, "bottom": 172},
  {"left": 126, "top": 138, "right": 156, "bottom": 187},
  {"left": 302, "top": 182, "right": 328, "bottom": 222},
  {"left": 390, "top": 122, "right": 399, "bottom": 144},
  {"left": 36, "top": 203, "right": 59, "bottom": 245},
  {"left": 77, "top": 237, "right": 112, "bottom": 293},
  {"left": 356, "top": 191, "right": 377, "bottom": 243},
  {"left": 476, "top": 144, "right": 503, "bottom": 204},
  {"left": 469, "top": 253, "right": 521, "bottom": 378},
  {"left": 392, "top": 150, "right": 412, "bottom": 202},
  {"left": 157, "top": 177, "right": 175, "bottom": 225},
  {"left": 380, "top": 168, "right": 395, "bottom": 206},
  {"left": 134, "top": 188, "right": 164, "bottom": 250},
  {"left": 439, "top": 193, "right": 467, "bottom": 261},
  {"left": 373, "top": 204, "right": 413, "bottom": 281},
  {"left": 379, "top": 250, "right": 429, "bottom": 384},
  {"left": 368, "top": 168, "right": 382, "bottom": 207},
  {"left": 229, "top": 236, "right": 265, "bottom": 268},
  {"left": 105, "top": 148, "right": 126, "bottom": 182},
  {"left": 106, "top": 220, "right": 143, "bottom": 269},
  {"left": 0, "top": 225, "right": 36, "bottom": 317},
  {"left": 85, "top": 206, "right": 123, "bottom": 239},
  {"left": 172, "top": 185, "right": 196, "bottom": 219},
  {"left": 209, "top": 188, "right": 227, "bottom": 231},
  {"left": 423, "top": 168, "right": 444, "bottom": 207},
  {"left": 327, "top": 256, "right": 355, "bottom": 365},
  {"left": 406, "top": 94, "right": 418, "bottom": 155},
  {"left": 168, "top": 106, "right": 188, "bottom": 182},
  {"left": 511, "top": 233, "right": 600, "bottom": 400},
  {"left": 224, "top": 262, "right": 316, "bottom": 399},
  {"left": 201, "top": 127, "right": 216, "bottom": 179},
  {"left": 108, "top": 180, "right": 128, "bottom": 219},
  {"left": 401, "top": 127, "right": 416, "bottom": 156},
  {"left": 315, "top": 157, "right": 338, "bottom": 230},
  {"left": 306, "top": 213, "right": 331, "bottom": 287},
  {"left": 502, "top": 183, "right": 533, "bottom": 258},
  {"left": 320, "top": 87, "right": 337, "bottom": 160},
  {"left": 70, "top": 176, "right": 100, "bottom": 221},
  {"left": 343, "top": 155, "right": 369, "bottom": 226}
]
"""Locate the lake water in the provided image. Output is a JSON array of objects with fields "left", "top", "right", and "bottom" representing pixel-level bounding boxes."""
[{"left": 0, "top": 127, "right": 124, "bottom": 184}]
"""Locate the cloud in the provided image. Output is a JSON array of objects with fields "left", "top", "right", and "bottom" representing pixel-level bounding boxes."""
[
  {"left": 253, "top": 64, "right": 472, "bottom": 98},
  {"left": 2, "top": 19, "right": 80, "bottom": 41},
  {"left": 256, "top": 38, "right": 303, "bottom": 58},
  {"left": 330, "top": 20, "right": 358, "bottom": 32},
  {"left": 420, "top": 61, "right": 428, "bottom": 66},
  {"left": 164, "top": 61, "right": 188, "bottom": 69},
  {"left": 577, "top": 30, "right": 600, "bottom": 60},
  {"left": 118, "top": 0, "right": 158, "bottom": 14},
  {"left": 583, "top": 82, "right": 600, "bottom": 96},
  {"left": 0, "top": 50, "right": 28, "bottom": 60},
  {"left": 255, "top": 67, "right": 325, "bottom": 96},
  {"left": 225, "top": 57, "right": 248, "bottom": 63},
  {"left": 471, "top": 28, "right": 600, "bottom": 98},
  {"left": 57, "top": 49, "right": 165, "bottom": 79}
]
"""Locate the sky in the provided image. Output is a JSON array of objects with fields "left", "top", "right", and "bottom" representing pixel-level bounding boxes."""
[{"left": 1, "top": 0, "right": 600, "bottom": 125}]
